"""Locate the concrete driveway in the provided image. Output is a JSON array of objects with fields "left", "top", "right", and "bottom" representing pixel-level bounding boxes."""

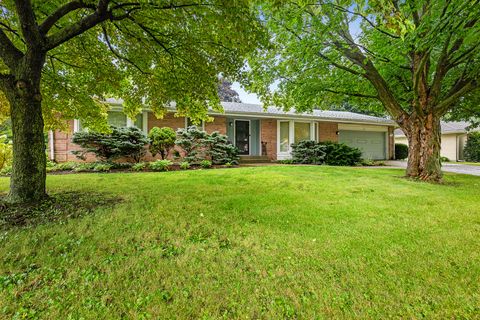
[{"left": 385, "top": 161, "right": 480, "bottom": 176}]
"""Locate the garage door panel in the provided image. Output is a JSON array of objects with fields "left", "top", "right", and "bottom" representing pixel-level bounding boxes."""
[{"left": 338, "top": 130, "right": 386, "bottom": 160}]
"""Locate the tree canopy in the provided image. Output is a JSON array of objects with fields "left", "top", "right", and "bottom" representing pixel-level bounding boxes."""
[
  {"left": 0, "top": 0, "right": 266, "bottom": 130},
  {"left": 218, "top": 77, "right": 242, "bottom": 103},
  {"left": 0, "top": 0, "right": 267, "bottom": 203},
  {"left": 244, "top": 0, "right": 480, "bottom": 118},
  {"left": 244, "top": 0, "right": 480, "bottom": 181}
]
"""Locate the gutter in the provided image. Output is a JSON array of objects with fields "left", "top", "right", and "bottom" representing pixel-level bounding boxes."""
[
  {"left": 48, "top": 130, "right": 55, "bottom": 161},
  {"left": 104, "top": 101, "right": 396, "bottom": 127},
  {"left": 209, "top": 110, "right": 396, "bottom": 126}
]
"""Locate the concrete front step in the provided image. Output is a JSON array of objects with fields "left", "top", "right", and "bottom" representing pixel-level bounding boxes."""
[{"left": 239, "top": 156, "right": 272, "bottom": 164}]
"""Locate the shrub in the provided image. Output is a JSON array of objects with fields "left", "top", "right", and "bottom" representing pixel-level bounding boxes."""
[
  {"left": 72, "top": 126, "right": 149, "bottom": 162},
  {"left": 148, "top": 127, "right": 176, "bottom": 159},
  {"left": 291, "top": 140, "right": 326, "bottom": 164},
  {"left": 360, "top": 159, "right": 386, "bottom": 166},
  {"left": 93, "top": 163, "right": 112, "bottom": 172},
  {"left": 204, "top": 131, "right": 240, "bottom": 165},
  {"left": 464, "top": 132, "right": 480, "bottom": 162},
  {"left": 1, "top": 165, "right": 12, "bottom": 175},
  {"left": 73, "top": 163, "right": 96, "bottom": 172},
  {"left": 224, "top": 162, "right": 233, "bottom": 167},
  {"left": 175, "top": 126, "right": 209, "bottom": 163},
  {"left": 322, "top": 142, "right": 362, "bottom": 166},
  {"left": 200, "top": 160, "right": 212, "bottom": 168},
  {"left": 54, "top": 161, "right": 77, "bottom": 171},
  {"left": 277, "top": 159, "right": 295, "bottom": 164},
  {"left": 131, "top": 162, "right": 147, "bottom": 171},
  {"left": 149, "top": 159, "right": 172, "bottom": 172},
  {"left": 395, "top": 143, "right": 409, "bottom": 160},
  {"left": 0, "top": 141, "right": 12, "bottom": 170},
  {"left": 180, "top": 161, "right": 190, "bottom": 170},
  {"left": 440, "top": 156, "right": 450, "bottom": 163}
]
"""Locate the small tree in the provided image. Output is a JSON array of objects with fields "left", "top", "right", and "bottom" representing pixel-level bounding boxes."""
[
  {"left": 72, "top": 126, "right": 148, "bottom": 163},
  {"left": 464, "top": 132, "right": 480, "bottom": 162},
  {"left": 175, "top": 126, "right": 209, "bottom": 164},
  {"left": 148, "top": 127, "right": 176, "bottom": 160},
  {"left": 204, "top": 131, "right": 240, "bottom": 165}
]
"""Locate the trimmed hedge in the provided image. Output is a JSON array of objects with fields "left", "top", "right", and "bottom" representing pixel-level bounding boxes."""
[
  {"left": 290, "top": 140, "right": 362, "bottom": 166},
  {"left": 464, "top": 132, "right": 480, "bottom": 162},
  {"left": 395, "top": 143, "right": 409, "bottom": 160}
]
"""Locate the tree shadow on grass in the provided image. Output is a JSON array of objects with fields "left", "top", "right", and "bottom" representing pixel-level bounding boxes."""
[{"left": 0, "top": 192, "right": 121, "bottom": 230}]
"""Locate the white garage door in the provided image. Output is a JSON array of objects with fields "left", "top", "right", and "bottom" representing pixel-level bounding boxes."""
[{"left": 338, "top": 130, "right": 386, "bottom": 160}]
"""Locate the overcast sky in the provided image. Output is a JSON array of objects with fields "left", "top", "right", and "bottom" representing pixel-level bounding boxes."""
[{"left": 231, "top": 82, "right": 261, "bottom": 104}]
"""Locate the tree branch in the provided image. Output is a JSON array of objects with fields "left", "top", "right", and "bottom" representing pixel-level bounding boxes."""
[
  {"left": 39, "top": 0, "right": 97, "bottom": 35},
  {"left": 0, "top": 28, "right": 23, "bottom": 70},
  {"left": 14, "top": 0, "right": 43, "bottom": 47},
  {"left": 45, "top": 0, "right": 112, "bottom": 50},
  {"left": 321, "top": 88, "right": 379, "bottom": 99},
  {"left": 101, "top": 24, "right": 151, "bottom": 75},
  {"left": 436, "top": 79, "right": 477, "bottom": 115}
]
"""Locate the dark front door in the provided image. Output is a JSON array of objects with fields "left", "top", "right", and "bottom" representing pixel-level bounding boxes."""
[{"left": 235, "top": 120, "right": 250, "bottom": 155}]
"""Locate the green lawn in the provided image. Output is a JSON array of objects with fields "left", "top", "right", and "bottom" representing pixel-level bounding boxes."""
[
  {"left": 1, "top": 166, "right": 479, "bottom": 319},
  {"left": 457, "top": 161, "right": 480, "bottom": 166}
]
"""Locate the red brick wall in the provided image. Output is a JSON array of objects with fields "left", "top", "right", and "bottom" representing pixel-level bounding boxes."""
[
  {"left": 318, "top": 122, "right": 338, "bottom": 142},
  {"left": 260, "top": 119, "right": 277, "bottom": 160},
  {"left": 51, "top": 112, "right": 229, "bottom": 162},
  {"left": 148, "top": 112, "right": 185, "bottom": 131},
  {"left": 52, "top": 120, "right": 97, "bottom": 162},
  {"left": 204, "top": 116, "right": 226, "bottom": 134}
]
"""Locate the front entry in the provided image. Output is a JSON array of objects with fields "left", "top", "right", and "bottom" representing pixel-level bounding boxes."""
[{"left": 235, "top": 120, "right": 250, "bottom": 155}]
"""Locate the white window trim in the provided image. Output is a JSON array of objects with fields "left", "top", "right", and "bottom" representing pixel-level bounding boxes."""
[
  {"left": 143, "top": 111, "right": 148, "bottom": 133},
  {"left": 74, "top": 110, "right": 148, "bottom": 133},
  {"left": 277, "top": 120, "right": 316, "bottom": 160},
  {"left": 73, "top": 119, "right": 80, "bottom": 133},
  {"left": 234, "top": 119, "right": 251, "bottom": 156},
  {"left": 185, "top": 117, "right": 205, "bottom": 131}
]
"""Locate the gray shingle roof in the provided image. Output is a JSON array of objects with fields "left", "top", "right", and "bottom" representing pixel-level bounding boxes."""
[
  {"left": 105, "top": 98, "right": 394, "bottom": 125},
  {"left": 395, "top": 121, "right": 478, "bottom": 136},
  {"left": 218, "top": 102, "right": 394, "bottom": 125}
]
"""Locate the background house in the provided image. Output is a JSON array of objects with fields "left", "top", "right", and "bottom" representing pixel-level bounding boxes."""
[
  {"left": 395, "top": 121, "right": 479, "bottom": 161},
  {"left": 49, "top": 101, "right": 396, "bottom": 162}
]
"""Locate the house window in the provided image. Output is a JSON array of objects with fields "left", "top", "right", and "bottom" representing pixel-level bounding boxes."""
[
  {"left": 294, "top": 122, "right": 311, "bottom": 143},
  {"left": 279, "top": 121, "right": 290, "bottom": 152},
  {"left": 185, "top": 118, "right": 205, "bottom": 130},
  {"left": 74, "top": 110, "right": 146, "bottom": 133},
  {"left": 133, "top": 113, "right": 143, "bottom": 129},
  {"left": 107, "top": 111, "right": 127, "bottom": 127}
]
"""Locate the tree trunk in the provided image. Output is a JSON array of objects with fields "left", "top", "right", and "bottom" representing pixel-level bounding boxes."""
[
  {"left": 4, "top": 54, "right": 47, "bottom": 203},
  {"left": 404, "top": 113, "right": 442, "bottom": 182}
]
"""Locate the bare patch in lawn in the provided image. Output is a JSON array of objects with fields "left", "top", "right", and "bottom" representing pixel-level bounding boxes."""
[{"left": 0, "top": 192, "right": 121, "bottom": 230}]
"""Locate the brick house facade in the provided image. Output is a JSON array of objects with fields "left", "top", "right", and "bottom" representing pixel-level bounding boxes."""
[{"left": 49, "top": 102, "right": 396, "bottom": 162}]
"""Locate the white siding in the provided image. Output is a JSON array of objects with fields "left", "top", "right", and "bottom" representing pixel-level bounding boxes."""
[{"left": 395, "top": 133, "right": 464, "bottom": 161}]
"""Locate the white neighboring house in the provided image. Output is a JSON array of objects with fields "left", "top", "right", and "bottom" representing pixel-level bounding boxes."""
[{"left": 395, "top": 122, "right": 479, "bottom": 161}]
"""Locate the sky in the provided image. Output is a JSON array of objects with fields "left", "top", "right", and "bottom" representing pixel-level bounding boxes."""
[{"left": 231, "top": 82, "right": 261, "bottom": 104}]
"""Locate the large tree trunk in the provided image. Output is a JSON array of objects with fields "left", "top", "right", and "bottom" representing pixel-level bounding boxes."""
[
  {"left": 404, "top": 113, "right": 442, "bottom": 182},
  {"left": 4, "top": 53, "right": 47, "bottom": 203}
]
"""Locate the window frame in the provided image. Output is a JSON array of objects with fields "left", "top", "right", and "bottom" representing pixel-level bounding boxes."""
[
  {"left": 185, "top": 117, "right": 205, "bottom": 131},
  {"left": 277, "top": 120, "right": 316, "bottom": 159}
]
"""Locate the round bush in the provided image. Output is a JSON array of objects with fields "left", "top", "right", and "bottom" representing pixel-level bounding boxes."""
[{"left": 395, "top": 143, "right": 408, "bottom": 160}]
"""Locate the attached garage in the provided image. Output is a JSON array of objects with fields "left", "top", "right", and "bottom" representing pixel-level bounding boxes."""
[{"left": 338, "top": 124, "right": 388, "bottom": 160}]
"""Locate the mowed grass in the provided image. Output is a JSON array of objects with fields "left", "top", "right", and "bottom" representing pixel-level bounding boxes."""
[{"left": 0, "top": 166, "right": 479, "bottom": 319}]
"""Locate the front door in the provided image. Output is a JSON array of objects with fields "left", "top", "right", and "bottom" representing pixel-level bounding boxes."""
[{"left": 235, "top": 120, "right": 250, "bottom": 155}]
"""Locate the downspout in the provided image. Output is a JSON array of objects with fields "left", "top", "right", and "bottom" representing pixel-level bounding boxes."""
[{"left": 48, "top": 130, "right": 55, "bottom": 161}]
